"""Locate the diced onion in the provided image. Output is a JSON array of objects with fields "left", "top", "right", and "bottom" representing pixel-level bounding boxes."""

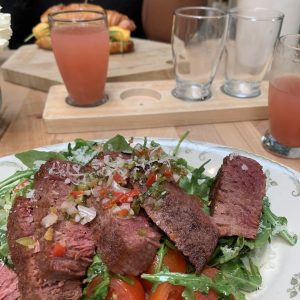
[
  {"left": 111, "top": 180, "right": 130, "bottom": 193},
  {"left": 41, "top": 213, "right": 58, "bottom": 228},
  {"left": 61, "top": 200, "right": 78, "bottom": 215},
  {"left": 77, "top": 205, "right": 97, "bottom": 225}
]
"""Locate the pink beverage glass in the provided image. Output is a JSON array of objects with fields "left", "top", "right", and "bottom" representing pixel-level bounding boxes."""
[
  {"left": 262, "top": 34, "right": 300, "bottom": 158},
  {"left": 49, "top": 10, "right": 109, "bottom": 107}
]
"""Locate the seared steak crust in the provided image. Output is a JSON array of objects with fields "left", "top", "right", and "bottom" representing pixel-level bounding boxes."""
[
  {"left": 142, "top": 182, "right": 219, "bottom": 273},
  {"left": 89, "top": 199, "right": 161, "bottom": 276},
  {"left": 7, "top": 159, "right": 98, "bottom": 299},
  {"left": 209, "top": 154, "right": 266, "bottom": 239}
]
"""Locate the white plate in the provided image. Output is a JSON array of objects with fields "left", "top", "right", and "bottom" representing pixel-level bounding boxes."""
[{"left": 1, "top": 138, "right": 300, "bottom": 299}]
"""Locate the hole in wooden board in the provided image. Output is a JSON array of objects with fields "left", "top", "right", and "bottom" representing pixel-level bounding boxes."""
[{"left": 120, "top": 88, "right": 162, "bottom": 106}]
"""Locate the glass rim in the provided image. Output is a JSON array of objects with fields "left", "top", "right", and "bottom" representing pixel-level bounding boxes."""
[
  {"left": 48, "top": 9, "right": 107, "bottom": 23},
  {"left": 229, "top": 7, "right": 284, "bottom": 21},
  {"left": 174, "top": 6, "right": 227, "bottom": 19},
  {"left": 279, "top": 34, "right": 300, "bottom": 51}
]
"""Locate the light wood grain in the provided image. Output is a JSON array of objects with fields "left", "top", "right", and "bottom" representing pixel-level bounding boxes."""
[
  {"left": 1, "top": 39, "right": 173, "bottom": 92},
  {"left": 0, "top": 47, "right": 299, "bottom": 173},
  {"left": 43, "top": 80, "right": 268, "bottom": 133}
]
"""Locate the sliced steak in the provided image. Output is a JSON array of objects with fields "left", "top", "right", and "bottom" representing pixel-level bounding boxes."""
[
  {"left": 89, "top": 199, "right": 161, "bottom": 275},
  {"left": 32, "top": 159, "right": 96, "bottom": 279},
  {"left": 8, "top": 193, "right": 83, "bottom": 299},
  {"left": 209, "top": 154, "right": 266, "bottom": 239},
  {"left": 142, "top": 182, "right": 219, "bottom": 273},
  {"left": 17, "top": 257, "right": 82, "bottom": 300},
  {"left": 7, "top": 196, "right": 37, "bottom": 267},
  {"left": 0, "top": 263, "right": 20, "bottom": 300},
  {"left": 33, "top": 159, "right": 82, "bottom": 215},
  {"left": 37, "top": 221, "right": 95, "bottom": 280}
]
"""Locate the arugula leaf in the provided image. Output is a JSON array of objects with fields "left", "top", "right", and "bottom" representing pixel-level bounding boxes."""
[
  {"left": 262, "top": 197, "right": 297, "bottom": 245},
  {"left": 172, "top": 131, "right": 189, "bottom": 157},
  {"left": 83, "top": 254, "right": 110, "bottom": 300},
  {"left": 141, "top": 269, "right": 244, "bottom": 300},
  {"left": 179, "top": 160, "right": 214, "bottom": 204},
  {"left": 15, "top": 150, "right": 65, "bottom": 168},
  {"left": 103, "top": 135, "right": 133, "bottom": 154},
  {"left": 0, "top": 170, "right": 34, "bottom": 194},
  {"left": 63, "top": 139, "right": 100, "bottom": 164},
  {"left": 219, "top": 258, "right": 262, "bottom": 293}
]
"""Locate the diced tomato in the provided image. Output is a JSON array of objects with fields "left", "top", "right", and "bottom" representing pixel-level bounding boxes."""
[
  {"left": 194, "top": 290, "right": 219, "bottom": 300},
  {"left": 145, "top": 172, "right": 156, "bottom": 187},
  {"left": 162, "top": 166, "right": 173, "bottom": 178},
  {"left": 148, "top": 282, "right": 184, "bottom": 300},
  {"left": 113, "top": 173, "right": 124, "bottom": 184},
  {"left": 52, "top": 242, "right": 66, "bottom": 257},
  {"left": 114, "top": 209, "right": 129, "bottom": 217},
  {"left": 142, "top": 249, "right": 187, "bottom": 292},
  {"left": 70, "top": 190, "right": 84, "bottom": 197},
  {"left": 105, "top": 276, "right": 145, "bottom": 300},
  {"left": 102, "top": 187, "right": 141, "bottom": 209}
]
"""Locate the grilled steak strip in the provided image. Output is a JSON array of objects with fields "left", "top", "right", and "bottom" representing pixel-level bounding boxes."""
[
  {"left": 209, "top": 154, "right": 266, "bottom": 239},
  {"left": 142, "top": 182, "right": 219, "bottom": 273},
  {"left": 87, "top": 152, "right": 162, "bottom": 276},
  {"left": 36, "top": 221, "right": 95, "bottom": 281},
  {"left": 7, "top": 196, "right": 82, "bottom": 300},
  {"left": 89, "top": 199, "right": 161, "bottom": 276},
  {"left": 33, "top": 160, "right": 96, "bottom": 280}
]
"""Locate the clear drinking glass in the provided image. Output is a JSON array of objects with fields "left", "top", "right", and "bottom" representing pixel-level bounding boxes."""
[
  {"left": 171, "top": 6, "right": 228, "bottom": 101},
  {"left": 221, "top": 8, "right": 284, "bottom": 98},
  {"left": 262, "top": 34, "right": 300, "bottom": 158},
  {"left": 49, "top": 10, "right": 109, "bottom": 107}
]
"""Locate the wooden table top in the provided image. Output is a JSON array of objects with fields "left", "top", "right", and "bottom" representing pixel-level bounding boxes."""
[{"left": 0, "top": 48, "right": 299, "bottom": 173}]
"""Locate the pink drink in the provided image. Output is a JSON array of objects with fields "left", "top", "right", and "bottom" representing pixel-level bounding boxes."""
[
  {"left": 51, "top": 24, "right": 109, "bottom": 106},
  {"left": 268, "top": 76, "right": 300, "bottom": 147}
]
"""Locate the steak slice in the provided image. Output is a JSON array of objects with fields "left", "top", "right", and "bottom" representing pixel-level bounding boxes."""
[
  {"left": 8, "top": 196, "right": 83, "bottom": 299},
  {"left": 142, "top": 182, "right": 219, "bottom": 273},
  {"left": 32, "top": 159, "right": 96, "bottom": 280},
  {"left": 209, "top": 154, "right": 266, "bottom": 239},
  {"left": 33, "top": 159, "right": 82, "bottom": 212},
  {"left": 37, "top": 221, "right": 95, "bottom": 280},
  {"left": 0, "top": 263, "right": 20, "bottom": 300},
  {"left": 7, "top": 196, "right": 37, "bottom": 267},
  {"left": 89, "top": 199, "right": 161, "bottom": 276},
  {"left": 17, "top": 257, "right": 82, "bottom": 300}
]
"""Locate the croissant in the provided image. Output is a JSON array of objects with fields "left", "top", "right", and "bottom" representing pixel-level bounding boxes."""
[
  {"left": 40, "top": 3, "right": 136, "bottom": 31},
  {"left": 35, "top": 3, "right": 135, "bottom": 54}
]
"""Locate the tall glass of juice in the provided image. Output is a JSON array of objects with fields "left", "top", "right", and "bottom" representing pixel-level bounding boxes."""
[
  {"left": 262, "top": 34, "right": 300, "bottom": 158},
  {"left": 49, "top": 10, "right": 109, "bottom": 107}
]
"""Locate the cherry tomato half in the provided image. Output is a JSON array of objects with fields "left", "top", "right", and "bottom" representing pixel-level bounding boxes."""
[
  {"left": 106, "top": 276, "right": 146, "bottom": 300},
  {"left": 148, "top": 282, "right": 184, "bottom": 300},
  {"left": 142, "top": 248, "right": 187, "bottom": 293},
  {"left": 194, "top": 267, "right": 220, "bottom": 300}
]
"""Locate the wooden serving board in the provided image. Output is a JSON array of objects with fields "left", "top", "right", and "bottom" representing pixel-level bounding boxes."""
[
  {"left": 1, "top": 38, "right": 173, "bottom": 92},
  {"left": 43, "top": 80, "right": 268, "bottom": 133}
]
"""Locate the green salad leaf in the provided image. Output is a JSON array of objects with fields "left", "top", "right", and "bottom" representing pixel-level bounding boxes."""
[
  {"left": 15, "top": 150, "right": 65, "bottom": 168},
  {"left": 142, "top": 267, "right": 246, "bottom": 300},
  {"left": 63, "top": 138, "right": 100, "bottom": 165},
  {"left": 262, "top": 196, "right": 297, "bottom": 245},
  {"left": 103, "top": 135, "right": 133, "bottom": 154},
  {"left": 83, "top": 254, "right": 110, "bottom": 300}
]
